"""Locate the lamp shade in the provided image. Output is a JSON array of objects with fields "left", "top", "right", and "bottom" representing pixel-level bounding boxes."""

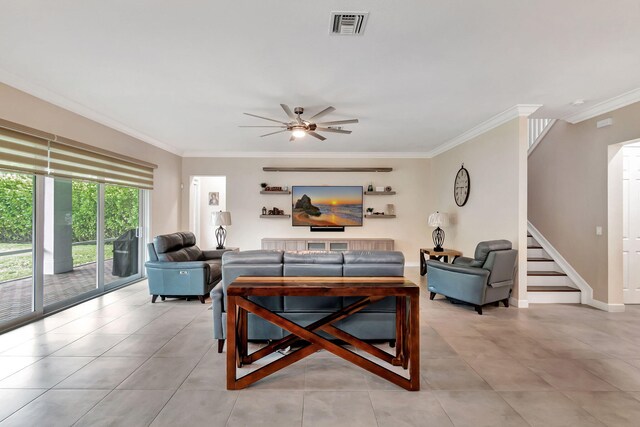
[
  {"left": 428, "top": 211, "right": 449, "bottom": 227},
  {"left": 212, "top": 211, "right": 232, "bottom": 226}
]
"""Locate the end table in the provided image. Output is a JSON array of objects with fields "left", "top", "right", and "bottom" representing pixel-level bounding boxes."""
[{"left": 420, "top": 248, "right": 462, "bottom": 276}]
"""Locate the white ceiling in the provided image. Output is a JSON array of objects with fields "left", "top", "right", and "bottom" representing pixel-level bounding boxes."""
[{"left": 0, "top": 1, "right": 639, "bottom": 156}]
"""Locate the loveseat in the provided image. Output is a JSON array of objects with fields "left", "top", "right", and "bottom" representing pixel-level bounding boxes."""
[
  {"left": 211, "top": 250, "right": 405, "bottom": 352},
  {"left": 145, "top": 231, "right": 230, "bottom": 303}
]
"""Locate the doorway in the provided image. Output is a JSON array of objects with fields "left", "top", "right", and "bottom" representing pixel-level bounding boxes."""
[
  {"left": 188, "top": 176, "right": 226, "bottom": 249},
  {"left": 623, "top": 141, "right": 640, "bottom": 304}
]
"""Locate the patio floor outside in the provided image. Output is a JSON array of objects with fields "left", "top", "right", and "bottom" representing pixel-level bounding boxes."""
[{"left": 0, "top": 259, "right": 131, "bottom": 323}]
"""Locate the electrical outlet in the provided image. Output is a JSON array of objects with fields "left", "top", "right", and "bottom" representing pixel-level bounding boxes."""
[{"left": 596, "top": 226, "right": 603, "bottom": 236}]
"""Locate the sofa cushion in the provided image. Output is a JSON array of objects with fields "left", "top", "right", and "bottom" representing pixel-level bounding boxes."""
[
  {"left": 154, "top": 233, "right": 184, "bottom": 254},
  {"left": 343, "top": 251, "right": 405, "bottom": 264},
  {"left": 183, "top": 245, "right": 204, "bottom": 261},
  {"left": 223, "top": 250, "right": 283, "bottom": 264},
  {"left": 158, "top": 248, "right": 191, "bottom": 262},
  {"left": 206, "top": 260, "right": 222, "bottom": 285},
  {"left": 473, "top": 240, "right": 512, "bottom": 265},
  {"left": 284, "top": 251, "right": 343, "bottom": 264}
]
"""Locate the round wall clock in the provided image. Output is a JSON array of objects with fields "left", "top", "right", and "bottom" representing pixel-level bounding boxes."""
[{"left": 454, "top": 164, "right": 470, "bottom": 206}]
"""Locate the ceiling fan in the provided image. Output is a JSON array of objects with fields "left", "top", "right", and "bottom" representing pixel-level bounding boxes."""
[{"left": 240, "top": 104, "right": 359, "bottom": 141}]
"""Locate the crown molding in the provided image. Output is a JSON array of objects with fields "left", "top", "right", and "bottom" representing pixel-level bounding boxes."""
[
  {"left": 0, "top": 68, "right": 183, "bottom": 156},
  {"left": 181, "top": 150, "right": 432, "bottom": 158},
  {"left": 563, "top": 88, "right": 640, "bottom": 124},
  {"left": 426, "top": 104, "right": 542, "bottom": 158}
]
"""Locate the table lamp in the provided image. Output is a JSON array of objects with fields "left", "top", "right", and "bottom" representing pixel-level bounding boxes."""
[
  {"left": 428, "top": 211, "right": 449, "bottom": 252},
  {"left": 212, "top": 211, "right": 232, "bottom": 249}
]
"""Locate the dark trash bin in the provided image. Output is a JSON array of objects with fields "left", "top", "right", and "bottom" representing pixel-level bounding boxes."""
[{"left": 112, "top": 229, "right": 139, "bottom": 277}]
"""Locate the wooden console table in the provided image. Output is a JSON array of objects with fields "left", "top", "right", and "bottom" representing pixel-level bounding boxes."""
[
  {"left": 420, "top": 248, "right": 462, "bottom": 276},
  {"left": 226, "top": 276, "right": 420, "bottom": 391}
]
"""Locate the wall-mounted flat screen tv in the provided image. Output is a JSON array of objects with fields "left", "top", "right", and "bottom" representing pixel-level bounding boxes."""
[{"left": 292, "top": 186, "right": 363, "bottom": 227}]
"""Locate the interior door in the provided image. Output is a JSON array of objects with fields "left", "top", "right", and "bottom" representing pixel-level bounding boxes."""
[{"left": 623, "top": 143, "right": 640, "bottom": 303}]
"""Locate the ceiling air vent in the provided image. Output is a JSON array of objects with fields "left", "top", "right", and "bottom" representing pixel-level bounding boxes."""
[{"left": 330, "top": 12, "right": 369, "bottom": 35}]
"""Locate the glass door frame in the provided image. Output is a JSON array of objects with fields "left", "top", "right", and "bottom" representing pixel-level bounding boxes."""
[
  {"left": 104, "top": 187, "right": 145, "bottom": 291},
  {"left": 0, "top": 177, "right": 148, "bottom": 332}
]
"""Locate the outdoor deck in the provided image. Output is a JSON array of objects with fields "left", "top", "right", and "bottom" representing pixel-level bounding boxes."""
[{"left": 0, "top": 259, "right": 122, "bottom": 323}]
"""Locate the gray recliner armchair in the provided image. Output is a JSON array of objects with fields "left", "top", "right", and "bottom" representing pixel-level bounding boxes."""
[
  {"left": 145, "top": 231, "right": 230, "bottom": 303},
  {"left": 426, "top": 240, "right": 517, "bottom": 315}
]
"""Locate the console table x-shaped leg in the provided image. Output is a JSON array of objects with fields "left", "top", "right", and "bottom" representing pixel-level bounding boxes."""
[{"left": 226, "top": 295, "right": 420, "bottom": 391}]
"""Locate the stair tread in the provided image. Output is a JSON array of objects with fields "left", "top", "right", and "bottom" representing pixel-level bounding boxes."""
[
  {"left": 528, "top": 286, "right": 580, "bottom": 292},
  {"left": 528, "top": 258, "right": 554, "bottom": 262},
  {"left": 528, "top": 271, "right": 567, "bottom": 276}
]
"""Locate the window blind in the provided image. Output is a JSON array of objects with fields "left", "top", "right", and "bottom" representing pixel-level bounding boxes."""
[
  {"left": 0, "top": 128, "right": 49, "bottom": 175},
  {"left": 0, "top": 119, "right": 155, "bottom": 189}
]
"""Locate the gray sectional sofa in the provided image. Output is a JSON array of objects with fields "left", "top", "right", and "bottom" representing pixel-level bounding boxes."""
[{"left": 211, "top": 250, "right": 405, "bottom": 352}]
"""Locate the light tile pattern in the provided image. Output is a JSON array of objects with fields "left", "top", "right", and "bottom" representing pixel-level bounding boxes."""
[{"left": 0, "top": 267, "right": 639, "bottom": 426}]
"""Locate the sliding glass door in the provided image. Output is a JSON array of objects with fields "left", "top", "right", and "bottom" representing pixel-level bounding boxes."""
[
  {"left": 104, "top": 184, "right": 142, "bottom": 289},
  {"left": 43, "top": 177, "right": 99, "bottom": 308},
  {"left": 0, "top": 172, "right": 35, "bottom": 325},
  {"left": 0, "top": 176, "right": 146, "bottom": 327}
]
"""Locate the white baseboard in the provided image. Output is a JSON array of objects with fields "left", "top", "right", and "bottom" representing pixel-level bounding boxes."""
[
  {"left": 510, "top": 297, "right": 529, "bottom": 308},
  {"left": 405, "top": 261, "right": 419, "bottom": 268},
  {"left": 587, "top": 298, "right": 626, "bottom": 313}
]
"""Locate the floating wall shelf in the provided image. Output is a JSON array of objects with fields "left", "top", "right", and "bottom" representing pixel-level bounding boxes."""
[
  {"left": 260, "top": 190, "right": 291, "bottom": 194},
  {"left": 364, "top": 191, "right": 396, "bottom": 195},
  {"left": 365, "top": 215, "right": 396, "bottom": 219},
  {"left": 260, "top": 214, "right": 291, "bottom": 218},
  {"left": 263, "top": 167, "right": 392, "bottom": 173}
]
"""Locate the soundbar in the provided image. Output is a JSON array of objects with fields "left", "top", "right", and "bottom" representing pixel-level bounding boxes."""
[{"left": 310, "top": 226, "right": 345, "bottom": 232}]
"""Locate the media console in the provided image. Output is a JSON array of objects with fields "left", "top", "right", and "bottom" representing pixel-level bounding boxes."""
[{"left": 261, "top": 238, "right": 394, "bottom": 252}]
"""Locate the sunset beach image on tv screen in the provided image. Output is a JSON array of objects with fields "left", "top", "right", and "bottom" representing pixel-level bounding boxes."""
[{"left": 292, "top": 186, "right": 363, "bottom": 227}]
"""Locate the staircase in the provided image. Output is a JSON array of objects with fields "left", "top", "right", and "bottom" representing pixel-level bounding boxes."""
[{"left": 527, "top": 234, "right": 581, "bottom": 303}]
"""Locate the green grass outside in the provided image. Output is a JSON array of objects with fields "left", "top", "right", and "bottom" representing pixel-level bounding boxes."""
[{"left": 0, "top": 243, "right": 114, "bottom": 283}]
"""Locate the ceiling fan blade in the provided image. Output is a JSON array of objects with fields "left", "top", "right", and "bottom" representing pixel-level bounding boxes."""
[
  {"left": 307, "top": 131, "right": 327, "bottom": 141},
  {"left": 239, "top": 125, "right": 287, "bottom": 128},
  {"left": 243, "top": 112, "right": 288, "bottom": 124},
  {"left": 308, "top": 106, "right": 336, "bottom": 121},
  {"left": 316, "top": 119, "right": 359, "bottom": 126},
  {"left": 315, "top": 127, "right": 352, "bottom": 134},
  {"left": 260, "top": 130, "right": 288, "bottom": 137},
  {"left": 280, "top": 104, "right": 297, "bottom": 120}
]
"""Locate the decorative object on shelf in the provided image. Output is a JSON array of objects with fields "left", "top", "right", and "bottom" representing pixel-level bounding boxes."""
[
  {"left": 428, "top": 211, "right": 449, "bottom": 252},
  {"left": 375, "top": 186, "right": 385, "bottom": 192},
  {"left": 270, "top": 207, "right": 284, "bottom": 215},
  {"left": 366, "top": 207, "right": 374, "bottom": 214},
  {"left": 384, "top": 186, "right": 392, "bottom": 192},
  {"left": 454, "top": 163, "right": 470, "bottom": 207},
  {"left": 265, "top": 186, "right": 284, "bottom": 191},
  {"left": 212, "top": 211, "right": 232, "bottom": 249},
  {"left": 262, "top": 206, "right": 267, "bottom": 215},
  {"left": 367, "top": 183, "right": 374, "bottom": 192},
  {"left": 241, "top": 104, "right": 359, "bottom": 142},
  {"left": 386, "top": 204, "right": 395, "bottom": 215},
  {"left": 260, "top": 182, "right": 268, "bottom": 189},
  {"left": 208, "top": 192, "right": 219, "bottom": 206},
  {"left": 283, "top": 186, "right": 288, "bottom": 191}
]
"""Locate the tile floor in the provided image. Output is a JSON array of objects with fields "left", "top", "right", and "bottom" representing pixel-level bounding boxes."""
[{"left": 0, "top": 267, "right": 639, "bottom": 426}]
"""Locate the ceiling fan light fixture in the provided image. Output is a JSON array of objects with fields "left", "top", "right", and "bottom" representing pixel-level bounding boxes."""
[{"left": 292, "top": 129, "right": 306, "bottom": 138}]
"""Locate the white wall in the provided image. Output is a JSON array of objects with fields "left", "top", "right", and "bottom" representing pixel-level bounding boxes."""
[
  {"left": 431, "top": 118, "right": 528, "bottom": 302},
  {"left": 180, "top": 157, "right": 432, "bottom": 265},
  {"left": 195, "top": 176, "right": 226, "bottom": 249}
]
